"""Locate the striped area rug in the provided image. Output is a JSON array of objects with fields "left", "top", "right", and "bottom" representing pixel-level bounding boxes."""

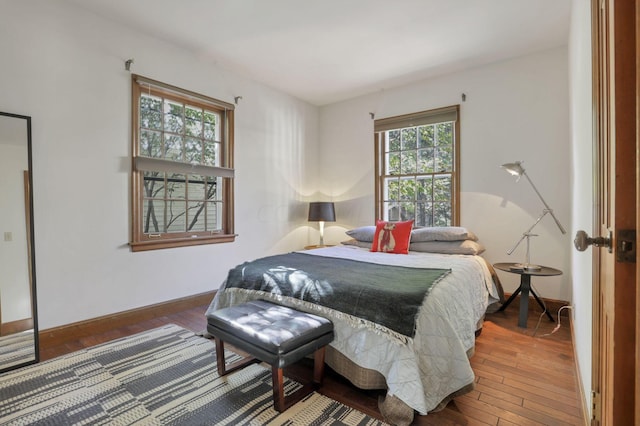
[
  {"left": 0, "top": 324, "right": 388, "bottom": 425},
  {"left": 0, "top": 331, "right": 36, "bottom": 371}
]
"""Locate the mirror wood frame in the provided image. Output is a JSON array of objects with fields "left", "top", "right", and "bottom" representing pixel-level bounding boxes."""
[{"left": 0, "top": 111, "right": 39, "bottom": 373}]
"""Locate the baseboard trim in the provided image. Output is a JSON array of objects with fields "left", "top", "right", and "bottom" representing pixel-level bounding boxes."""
[
  {"left": 502, "top": 293, "right": 571, "bottom": 318},
  {"left": 39, "top": 291, "right": 215, "bottom": 348},
  {"left": 570, "top": 312, "right": 590, "bottom": 425},
  {"left": 1, "top": 318, "right": 34, "bottom": 336}
]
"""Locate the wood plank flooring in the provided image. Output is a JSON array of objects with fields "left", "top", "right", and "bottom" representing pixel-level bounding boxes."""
[{"left": 39, "top": 303, "right": 584, "bottom": 425}]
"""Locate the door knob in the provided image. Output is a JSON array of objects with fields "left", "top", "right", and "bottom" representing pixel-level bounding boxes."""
[{"left": 574, "top": 230, "right": 612, "bottom": 252}]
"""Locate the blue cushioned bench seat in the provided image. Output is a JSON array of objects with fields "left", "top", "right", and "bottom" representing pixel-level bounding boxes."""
[{"left": 206, "top": 300, "right": 334, "bottom": 412}]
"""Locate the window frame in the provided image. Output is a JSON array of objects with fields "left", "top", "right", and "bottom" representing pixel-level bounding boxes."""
[
  {"left": 130, "top": 75, "right": 235, "bottom": 252},
  {"left": 374, "top": 105, "right": 460, "bottom": 226}
]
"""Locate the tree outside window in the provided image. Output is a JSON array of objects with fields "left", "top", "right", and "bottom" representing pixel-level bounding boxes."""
[
  {"left": 375, "top": 106, "right": 459, "bottom": 226},
  {"left": 130, "top": 75, "right": 235, "bottom": 251}
]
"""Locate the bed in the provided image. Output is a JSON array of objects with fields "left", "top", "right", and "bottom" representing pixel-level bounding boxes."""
[{"left": 207, "top": 238, "right": 502, "bottom": 425}]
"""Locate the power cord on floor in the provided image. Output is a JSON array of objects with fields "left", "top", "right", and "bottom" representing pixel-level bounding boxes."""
[
  {"left": 530, "top": 283, "right": 548, "bottom": 337},
  {"left": 536, "top": 305, "right": 573, "bottom": 338},
  {"left": 505, "top": 283, "right": 572, "bottom": 338}
]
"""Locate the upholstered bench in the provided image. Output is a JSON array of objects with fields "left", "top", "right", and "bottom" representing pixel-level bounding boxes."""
[{"left": 206, "top": 300, "right": 334, "bottom": 412}]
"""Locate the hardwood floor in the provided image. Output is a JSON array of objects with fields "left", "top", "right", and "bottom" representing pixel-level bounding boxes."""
[{"left": 39, "top": 303, "right": 584, "bottom": 425}]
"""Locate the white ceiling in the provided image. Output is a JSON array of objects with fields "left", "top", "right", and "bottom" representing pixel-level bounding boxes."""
[{"left": 65, "top": 0, "right": 572, "bottom": 106}]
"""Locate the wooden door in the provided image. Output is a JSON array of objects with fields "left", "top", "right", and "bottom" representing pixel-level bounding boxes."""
[
  {"left": 636, "top": 1, "right": 640, "bottom": 422},
  {"left": 590, "top": 0, "right": 636, "bottom": 424}
]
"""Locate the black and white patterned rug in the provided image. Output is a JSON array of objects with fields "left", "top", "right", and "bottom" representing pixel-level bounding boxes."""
[
  {"left": 0, "top": 331, "right": 36, "bottom": 371},
  {"left": 0, "top": 324, "right": 387, "bottom": 425}
]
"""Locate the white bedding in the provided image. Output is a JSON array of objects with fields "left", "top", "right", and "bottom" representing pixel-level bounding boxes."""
[{"left": 209, "top": 245, "right": 500, "bottom": 415}]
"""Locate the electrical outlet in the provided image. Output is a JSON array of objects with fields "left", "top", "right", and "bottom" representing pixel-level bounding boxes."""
[{"left": 3, "top": 232, "right": 12, "bottom": 242}]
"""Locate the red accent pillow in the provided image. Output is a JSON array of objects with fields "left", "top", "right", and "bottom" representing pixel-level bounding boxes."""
[{"left": 371, "top": 220, "right": 414, "bottom": 254}]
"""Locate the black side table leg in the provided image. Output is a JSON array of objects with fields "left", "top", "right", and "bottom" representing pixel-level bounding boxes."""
[
  {"left": 518, "top": 275, "right": 531, "bottom": 328},
  {"left": 492, "top": 262, "right": 563, "bottom": 329},
  {"left": 498, "top": 286, "right": 522, "bottom": 311},
  {"left": 530, "top": 288, "right": 555, "bottom": 322}
]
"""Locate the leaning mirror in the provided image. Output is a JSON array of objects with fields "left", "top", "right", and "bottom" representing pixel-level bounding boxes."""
[{"left": 0, "top": 111, "right": 38, "bottom": 373}]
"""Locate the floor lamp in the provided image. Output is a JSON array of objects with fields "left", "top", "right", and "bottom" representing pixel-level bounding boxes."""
[{"left": 501, "top": 161, "right": 566, "bottom": 271}]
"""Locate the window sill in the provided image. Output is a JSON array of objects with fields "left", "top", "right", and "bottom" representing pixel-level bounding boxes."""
[{"left": 130, "top": 234, "right": 236, "bottom": 252}]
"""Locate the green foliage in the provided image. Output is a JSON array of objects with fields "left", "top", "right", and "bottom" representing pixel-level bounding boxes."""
[
  {"left": 401, "top": 151, "right": 417, "bottom": 174},
  {"left": 185, "top": 137, "right": 202, "bottom": 164},
  {"left": 140, "top": 130, "right": 162, "bottom": 157},
  {"left": 388, "top": 152, "right": 400, "bottom": 175},
  {"left": 140, "top": 95, "right": 162, "bottom": 130},
  {"left": 419, "top": 125, "right": 434, "bottom": 147},
  {"left": 383, "top": 121, "right": 455, "bottom": 226},
  {"left": 185, "top": 106, "right": 203, "bottom": 138},
  {"left": 139, "top": 93, "right": 223, "bottom": 234},
  {"left": 401, "top": 128, "right": 417, "bottom": 150},
  {"left": 139, "top": 94, "right": 220, "bottom": 166},
  {"left": 388, "top": 130, "right": 400, "bottom": 151},
  {"left": 164, "top": 100, "right": 184, "bottom": 134}
]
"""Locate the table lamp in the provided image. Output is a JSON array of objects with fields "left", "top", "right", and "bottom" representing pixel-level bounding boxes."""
[{"left": 308, "top": 202, "right": 336, "bottom": 246}]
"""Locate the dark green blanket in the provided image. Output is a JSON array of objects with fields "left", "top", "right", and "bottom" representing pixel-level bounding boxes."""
[{"left": 224, "top": 252, "right": 450, "bottom": 338}]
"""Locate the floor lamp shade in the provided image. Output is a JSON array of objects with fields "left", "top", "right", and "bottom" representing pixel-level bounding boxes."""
[
  {"left": 308, "top": 202, "right": 335, "bottom": 246},
  {"left": 500, "top": 160, "right": 566, "bottom": 271}
]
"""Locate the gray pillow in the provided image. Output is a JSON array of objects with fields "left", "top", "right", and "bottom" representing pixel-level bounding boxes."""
[
  {"left": 409, "top": 240, "right": 485, "bottom": 255},
  {"left": 341, "top": 239, "right": 373, "bottom": 249},
  {"left": 345, "top": 226, "right": 376, "bottom": 242},
  {"left": 411, "top": 226, "right": 478, "bottom": 242}
]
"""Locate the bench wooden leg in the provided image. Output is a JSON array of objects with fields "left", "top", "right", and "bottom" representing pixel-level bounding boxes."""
[
  {"left": 272, "top": 364, "right": 314, "bottom": 412},
  {"left": 313, "top": 346, "right": 326, "bottom": 385},
  {"left": 270, "top": 346, "right": 327, "bottom": 413},
  {"left": 212, "top": 335, "right": 329, "bottom": 413},
  {"left": 213, "top": 337, "right": 259, "bottom": 376},
  {"left": 272, "top": 366, "right": 286, "bottom": 412}
]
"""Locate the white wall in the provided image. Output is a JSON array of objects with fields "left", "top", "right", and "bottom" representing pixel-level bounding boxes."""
[
  {"left": 569, "top": 0, "right": 593, "bottom": 417},
  {"left": 1, "top": 0, "right": 589, "bottom": 413},
  {"left": 0, "top": 0, "right": 579, "bottom": 333},
  {"left": 319, "top": 48, "right": 572, "bottom": 301},
  {"left": 0, "top": 0, "right": 320, "bottom": 329}
]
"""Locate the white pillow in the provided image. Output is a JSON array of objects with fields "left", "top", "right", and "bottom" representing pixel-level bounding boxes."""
[{"left": 341, "top": 239, "right": 373, "bottom": 249}]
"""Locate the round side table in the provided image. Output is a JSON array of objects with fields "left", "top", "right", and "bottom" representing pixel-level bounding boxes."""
[{"left": 493, "top": 262, "right": 562, "bottom": 328}]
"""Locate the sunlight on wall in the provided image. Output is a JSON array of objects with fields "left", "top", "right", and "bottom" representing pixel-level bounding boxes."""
[
  {"left": 462, "top": 191, "right": 569, "bottom": 301},
  {"left": 246, "top": 99, "right": 322, "bottom": 252},
  {"left": 0, "top": 0, "right": 328, "bottom": 328}
]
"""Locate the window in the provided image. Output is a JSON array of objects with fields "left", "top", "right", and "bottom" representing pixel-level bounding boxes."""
[
  {"left": 130, "top": 75, "right": 235, "bottom": 251},
  {"left": 374, "top": 105, "right": 459, "bottom": 227}
]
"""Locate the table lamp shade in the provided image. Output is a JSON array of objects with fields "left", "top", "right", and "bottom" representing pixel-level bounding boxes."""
[{"left": 308, "top": 202, "right": 336, "bottom": 222}]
